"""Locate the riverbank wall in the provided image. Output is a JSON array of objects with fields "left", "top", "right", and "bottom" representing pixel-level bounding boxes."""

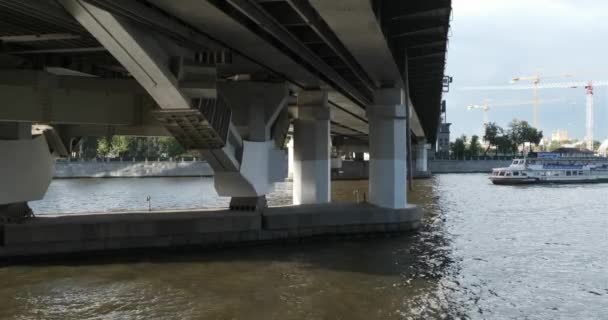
[
  {"left": 428, "top": 160, "right": 512, "bottom": 173},
  {"left": 53, "top": 159, "right": 511, "bottom": 179},
  {"left": 0, "top": 203, "right": 421, "bottom": 259},
  {"left": 53, "top": 160, "right": 213, "bottom": 178}
]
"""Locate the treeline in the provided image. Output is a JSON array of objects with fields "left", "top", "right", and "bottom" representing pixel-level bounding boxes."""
[
  {"left": 450, "top": 119, "right": 543, "bottom": 159},
  {"left": 74, "top": 136, "right": 189, "bottom": 159}
]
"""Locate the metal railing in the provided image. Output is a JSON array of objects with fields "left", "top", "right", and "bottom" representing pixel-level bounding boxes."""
[{"left": 56, "top": 156, "right": 203, "bottom": 163}]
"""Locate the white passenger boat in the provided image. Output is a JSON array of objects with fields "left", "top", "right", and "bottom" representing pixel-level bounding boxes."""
[{"left": 490, "top": 148, "right": 608, "bottom": 185}]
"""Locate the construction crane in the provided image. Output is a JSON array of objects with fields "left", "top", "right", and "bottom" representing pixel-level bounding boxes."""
[
  {"left": 463, "top": 79, "right": 608, "bottom": 151},
  {"left": 584, "top": 82, "right": 594, "bottom": 150},
  {"left": 510, "top": 74, "right": 572, "bottom": 128},
  {"left": 466, "top": 99, "right": 563, "bottom": 129}
]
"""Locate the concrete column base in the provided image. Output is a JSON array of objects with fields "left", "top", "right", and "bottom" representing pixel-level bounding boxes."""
[
  {"left": 0, "top": 203, "right": 34, "bottom": 224},
  {"left": 229, "top": 196, "right": 267, "bottom": 212}
]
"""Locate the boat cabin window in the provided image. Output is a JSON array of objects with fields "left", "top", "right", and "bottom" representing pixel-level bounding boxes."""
[
  {"left": 553, "top": 172, "right": 560, "bottom": 176},
  {"left": 521, "top": 172, "right": 527, "bottom": 176},
  {"left": 506, "top": 172, "right": 512, "bottom": 176},
  {"left": 572, "top": 171, "right": 577, "bottom": 176},
  {"left": 499, "top": 171, "right": 505, "bottom": 176},
  {"left": 513, "top": 171, "right": 520, "bottom": 176},
  {"left": 566, "top": 171, "right": 571, "bottom": 176},
  {"left": 579, "top": 171, "right": 584, "bottom": 175}
]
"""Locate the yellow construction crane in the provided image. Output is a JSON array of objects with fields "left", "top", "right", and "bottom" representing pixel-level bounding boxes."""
[
  {"left": 464, "top": 78, "right": 608, "bottom": 151},
  {"left": 466, "top": 99, "right": 563, "bottom": 129},
  {"left": 510, "top": 74, "right": 572, "bottom": 128}
]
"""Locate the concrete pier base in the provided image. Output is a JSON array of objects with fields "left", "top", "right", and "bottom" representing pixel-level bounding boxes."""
[{"left": 0, "top": 203, "right": 422, "bottom": 258}]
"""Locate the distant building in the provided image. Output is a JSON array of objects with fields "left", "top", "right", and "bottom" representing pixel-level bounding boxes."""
[
  {"left": 551, "top": 129, "right": 569, "bottom": 142},
  {"left": 436, "top": 123, "right": 451, "bottom": 158}
]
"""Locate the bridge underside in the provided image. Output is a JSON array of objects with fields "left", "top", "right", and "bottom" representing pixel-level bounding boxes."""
[{"left": 0, "top": 0, "right": 450, "bottom": 216}]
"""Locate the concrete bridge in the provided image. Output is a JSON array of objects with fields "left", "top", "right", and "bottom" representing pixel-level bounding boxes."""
[{"left": 0, "top": 0, "right": 451, "bottom": 255}]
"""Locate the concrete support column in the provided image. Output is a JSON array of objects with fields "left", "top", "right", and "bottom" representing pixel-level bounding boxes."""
[
  {"left": 367, "top": 89, "right": 407, "bottom": 209},
  {"left": 415, "top": 140, "right": 428, "bottom": 172},
  {"left": 0, "top": 122, "right": 53, "bottom": 222},
  {"left": 293, "top": 91, "right": 330, "bottom": 205}
]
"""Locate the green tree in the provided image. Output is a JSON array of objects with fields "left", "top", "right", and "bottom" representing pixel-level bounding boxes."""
[
  {"left": 495, "top": 135, "right": 516, "bottom": 155},
  {"left": 97, "top": 137, "right": 111, "bottom": 157},
  {"left": 507, "top": 119, "right": 543, "bottom": 153},
  {"left": 468, "top": 135, "right": 481, "bottom": 157},
  {"left": 157, "top": 137, "right": 186, "bottom": 158},
  {"left": 450, "top": 135, "right": 467, "bottom": 159},
  {"left": 483, "top": 122, "right": 503, "bottom": 155},
  {"left": 111, "top": 136, "right": 130, "bottom": 157}
]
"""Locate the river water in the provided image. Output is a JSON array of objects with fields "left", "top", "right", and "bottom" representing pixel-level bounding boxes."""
[{"left": 2, "top": 174, "right": 607, "bottom": 319}]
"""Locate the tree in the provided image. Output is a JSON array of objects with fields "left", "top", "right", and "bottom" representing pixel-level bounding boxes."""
[
  {"left": 450, "top": 135, "right": 467, "bottom": 159},
  {"left": 157, "top": 137, "right": 186, "bottom": 158},
  {"left": 96, "top": 136, "right": 131, "bottom": 158},
  {"left": 495, "top": 135, "right": 516, "bottom": 155},
  {"left": 97, "top": 137, "right": 111, "bottom": 157},
  {"left": 111, "top": 136, "right": 130, "bottom": 157},
  {"left": 468, "top": 135, "right": 481, "bottom": 157},
  {"left": 483, "top": 122, "right": 503, "bottom": 155},
  {"left": 507, "top": 119, "right": 543, "bottom": 153}
]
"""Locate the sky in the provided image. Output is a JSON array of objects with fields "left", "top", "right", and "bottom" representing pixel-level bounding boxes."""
[{"left": 444, "top": 0, "right": 608, "bottom": 141}]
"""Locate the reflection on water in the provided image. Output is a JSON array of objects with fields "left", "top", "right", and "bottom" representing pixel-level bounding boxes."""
[{"left": 3, "top": 175, "right": 607, "bottom": 319}]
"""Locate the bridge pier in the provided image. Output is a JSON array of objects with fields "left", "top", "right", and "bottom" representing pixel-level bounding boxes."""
[
  {"left": 292, "top": 91, "right": 331, "bottom": 205},
  {"left": 368, "top": 89, "right": 407, "bottom": 209},
  {"left": 0, "top": 122, "right": 54, "bottom": 222},
  {"left": 414, "top": 139, "right": 431, "bottom": 178}
]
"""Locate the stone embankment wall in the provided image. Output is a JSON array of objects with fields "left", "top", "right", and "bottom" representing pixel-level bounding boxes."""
[
  {"left": 54, "top": 160, "right": 213, "bottom": 178},
  {"left": 428, "top": 160, "right": 512, "bottom": 173},
  {"left": 54, "top": 159, "right": 511, "bottom": 179}
]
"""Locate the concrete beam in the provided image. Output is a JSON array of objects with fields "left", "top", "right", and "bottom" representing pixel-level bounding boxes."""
[{"left": 0, "top": 70, "right": 157, "bottom": 126}]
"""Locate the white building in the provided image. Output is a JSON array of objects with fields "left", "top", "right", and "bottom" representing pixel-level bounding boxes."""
[{"left": 551, "top": 129, "right": 569, "bottom": 142}]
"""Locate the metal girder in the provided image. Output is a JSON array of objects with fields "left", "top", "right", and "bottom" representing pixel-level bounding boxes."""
[
  {"left": 213, "top": 0, "right": 372, "bottom": 107},
  {"left": 407, "top": 46, "right": 447, "bottom": 59},
  {"left": 387, "top": 17, "right": 449, "bottom": 37},
  {"left": 82, "top": 0, "right": 221, "bottom": 52},
  {"left": 408, "top": 52, "right": 445, "bottom": 61},
  {"left": 331, "top": 121, "right": 366, "bottom": 137},
  {"left": 7, "top": 47, "right": 106, "bottom": 54},
  {"left": 393, "top": 34, "right": 448, "bottom": 47},
  {"left": 0, "top": 33, "right": 81, "bottom": 42},
  {"left": 386, "top": 1, "right": 451, "bottom": 21},
  {"left": 282, "top": 0, "right": 376, "bottom": 94},
  {"left": 390, "top": 24, "right": 447, "bottom": 38}
]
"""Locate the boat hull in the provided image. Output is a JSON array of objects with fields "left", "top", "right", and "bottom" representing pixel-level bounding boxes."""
[{"left": 490, "top": 177, "right": 608, "bottom": 185}]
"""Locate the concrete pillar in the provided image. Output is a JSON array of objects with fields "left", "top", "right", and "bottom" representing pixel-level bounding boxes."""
[
  {"left": 367, "top": 89, "right": 407, "bottom": 209},
  {"left": 415, "top": 140, "right": 428, "bottom": 172},
  {"left": 0, "top": 122, "right": 53, "bottom": 222},
  {"left": 287, "top": 137, "right": 294, "bottom": 180},
  {"left": 293, "top": 91, "right": 330, "bottom": 205}
]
